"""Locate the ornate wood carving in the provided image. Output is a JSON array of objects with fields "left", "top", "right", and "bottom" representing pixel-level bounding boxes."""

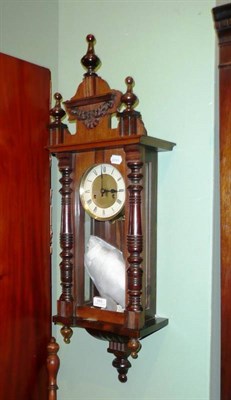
[
  {"left": 47, "top": 337, "right": 60, "bottom": 400},
  {"left": 126, "top": 160, "right": 144, "bottom": 313},
  {"left": 66, "top": 93, "right": 116, "bottom": 129},
  {"left": 57, "top": 153, "right": 74, "bottom": 317}
]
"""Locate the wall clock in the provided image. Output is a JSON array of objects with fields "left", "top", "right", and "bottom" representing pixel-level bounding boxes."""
[{"left": 47, "top": 34, "right": 175, "bottom": 398}]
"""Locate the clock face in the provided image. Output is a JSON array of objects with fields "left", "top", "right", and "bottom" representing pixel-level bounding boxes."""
[{"left": 80, "top": 163, "right": 126, "bottom": 221}]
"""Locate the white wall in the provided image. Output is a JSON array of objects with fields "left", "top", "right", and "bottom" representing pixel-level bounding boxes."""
[
  {"left": 0, "top": 1, "right": 219, "bottom": 399},
  {"left": 57, "top": 1, "right": 218, "bottom": 400}
]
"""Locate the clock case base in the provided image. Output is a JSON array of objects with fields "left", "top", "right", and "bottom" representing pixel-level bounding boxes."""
[
  {"left": 53, "top": 315, "right": 168, "bottom": 341},
  {"left": 53, "top": 315, "right": 168, "bottom": 383}
]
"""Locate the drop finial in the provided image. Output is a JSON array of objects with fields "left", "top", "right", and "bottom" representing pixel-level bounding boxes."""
[
  {"left": 121, "top": 77, "right": 138, "bottom": 111},
  {"left": 81, "top": 34, "right": 101, "bottom": 76}
]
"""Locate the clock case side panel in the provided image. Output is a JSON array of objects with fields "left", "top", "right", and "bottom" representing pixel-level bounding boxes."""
[
  {"left": 124, "top": 142, "right": 168, "bottom": 337},
  {"left": 143, "top": 147, "right": 158, "bottom": 318}
]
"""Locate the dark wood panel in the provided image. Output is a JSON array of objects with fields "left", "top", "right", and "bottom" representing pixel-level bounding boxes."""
[
  {"left": 0, "top": 53, "right": 51, "bottom": 400},
  {"left": 220, "top": 68, "right": 231, "bottom": 400},
  {"left": 213, "top": 4, "right": 231, "bottom": 400}
]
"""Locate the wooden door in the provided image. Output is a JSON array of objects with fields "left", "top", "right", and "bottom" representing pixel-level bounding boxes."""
[
  {"left": 213, "top": 4, "right": 231, "bottom": 400},
  {"left": 0, "top": 53, "right": 51, "bottom": 399}
]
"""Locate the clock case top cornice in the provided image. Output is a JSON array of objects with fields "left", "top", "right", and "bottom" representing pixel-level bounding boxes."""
[
  {"left": 212, "top": 3, "right": 231, "bottom": 69},
  {"left": 213, "top": 3, "right": 231, "bottom": 43},
  {"left": 48, "top": 34, "right": 175, "bottom": 154}
]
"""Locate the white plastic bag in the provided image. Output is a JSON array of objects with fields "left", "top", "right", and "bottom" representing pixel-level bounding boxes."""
[{"left": 84, "top": 235, "right": 125, "bottom": 311}]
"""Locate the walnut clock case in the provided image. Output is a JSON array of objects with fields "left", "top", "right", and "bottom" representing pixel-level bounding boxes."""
[{"left": 47, "top": 35, "right": 175, "bottom": 390}]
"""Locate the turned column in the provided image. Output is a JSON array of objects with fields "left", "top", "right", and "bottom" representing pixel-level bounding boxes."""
[
  {"left": 57, "top": 152, "right": 74, "bottom": 317},
  {"left": 126, "top": 160, "right": 143, "bottom": 314},
  {"left": 47, "top": 337, "right": 60, "bottom": 400}
]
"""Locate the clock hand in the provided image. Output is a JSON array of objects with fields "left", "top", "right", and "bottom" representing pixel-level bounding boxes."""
[
  {"left": 103, "top": 188, "right": 118, "bottom": 194},
  {"left": 100, "top": 165, "right": 104, "bottom": 197},
  {"left": 100, "top": 188, "right": 117, "bottom": 199}
]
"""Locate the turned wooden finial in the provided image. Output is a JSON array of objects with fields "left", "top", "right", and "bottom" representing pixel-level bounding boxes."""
[
  {"left": 47, "top": 337, "right": 60, "bottom": 400},
  {"left": 127, "top": 338, "right": 142, "bottom": 359},
  {"left": 121, "top": 77, "right": 138, "bottom": 111},
  {"left": 112, "top": 355, "right": 131, "bottom": 383},
  {"left": 50, "top": 92, "right": 66, "bottom": 125},
  {"left": 81, "top": 34, "right": 100, "bottom": 76},
  {"left": 60, "top": 325, "right": 73, "bottom": 344},
  {"left": 118, "top": 77, "right": 141, "bottom": 136},
  {"left": 49, "top": 93, "right": 67, "bottom": 145}
]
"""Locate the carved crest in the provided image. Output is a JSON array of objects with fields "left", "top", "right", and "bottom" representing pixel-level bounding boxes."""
[
  {"left": 49, "top": 34, "right": 146, "bottom": 147},
  {"left": 64, "top": 93, "right": 116, "bottom": 129}
]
